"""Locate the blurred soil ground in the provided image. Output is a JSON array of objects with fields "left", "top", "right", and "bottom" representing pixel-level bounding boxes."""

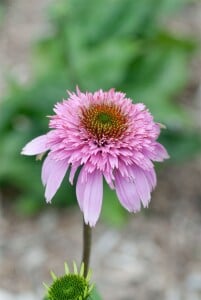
[{"left": 0, "top": 1, "right": 201, "bottom": 300}]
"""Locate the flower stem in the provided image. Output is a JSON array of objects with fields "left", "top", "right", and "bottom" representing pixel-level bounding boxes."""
[{"left": 82, "top": 218, "right": 92, "bottom": 277}]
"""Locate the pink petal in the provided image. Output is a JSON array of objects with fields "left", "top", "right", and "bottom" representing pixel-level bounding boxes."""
[
  {"left": 43, "top": 158, "right": 69, "bottom": 203},
  {"left": 69, "top": 163, "right": 80, "bottom": 185},
  {"left": 144, "top": 142, "right": 169, "bottom": 162},
  {"left": 144, "top": 168, "right": 157, "bottom": 190},
  {"left": 132, "top": 151, "right": 153, "bottom": 170},
  {"left": 21, "top": 135, "right": 49, "bottom": 155},
  {"left": 154, "top": 142, "right": 169, "bottom": 161},
  {"left": 131, "top": 166, "right": 151, "bottom": 207},
  {"left": 41, "top": 155, "right": 53, "bottom": 186},
  {"left": 75, "top": 167, "right": 86, "bottom": 211},
  {"left": 114, "top": 171, "right": 141, "bottom": 212},
  {"left": 76, "top": 168, "right": 103, "bottom": 227}
]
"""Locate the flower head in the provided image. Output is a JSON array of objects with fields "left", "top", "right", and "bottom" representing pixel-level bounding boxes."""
[
  {"left": 44, "top": 262, "right": 93, "bottom": 300},
  {"left": 21, "top": 88, "right": 169, "bottom": 226}
]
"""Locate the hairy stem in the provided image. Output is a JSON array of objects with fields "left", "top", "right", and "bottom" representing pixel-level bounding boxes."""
[{"left": 82, "top": 218, "right": 92, "bottom": 277}]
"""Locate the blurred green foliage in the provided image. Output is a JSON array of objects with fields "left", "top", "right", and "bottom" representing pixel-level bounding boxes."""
[{"left": 0, "top": 0, "right": 200, "bottom": 222}]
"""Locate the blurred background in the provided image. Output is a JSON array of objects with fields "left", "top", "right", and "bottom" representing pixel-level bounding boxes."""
[{"left": 0, "top": 0, "right": 201, "bottom": 299}]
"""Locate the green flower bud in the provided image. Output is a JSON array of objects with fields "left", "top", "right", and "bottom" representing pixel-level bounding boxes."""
[{"left": 44, "top": 262, "right": 94, "bottom": 300}]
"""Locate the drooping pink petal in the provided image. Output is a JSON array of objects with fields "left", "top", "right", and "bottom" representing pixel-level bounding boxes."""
[
  {"left": 21, "top": 135, "right": 49, "bottom": 155},
  {"left": 144, "top": 142, "right": 169, "bottom": 162},
  {"left": 104, "top": 171, "right": 115, "bottom": 190},
  {"left": 75, "top": 167, "right": 86, "bottom": 211},
  {"left": 114, "top": 171, "right": 141, "bottom": 212},
  {"left": 131, "top": 166, "right": 151, "bottom": 207},
  {"left": 43, "top": 158, "right": 69, "bottom": 203},
  {"left": 76, "top": 168, "right": 103, "bottom": 226},
  {"left": 144, "top": 168, "right": 157, "bottom": 190},
  {"left": 69, "top": 163, "right": 80, "bottom": 185},
  {"left": 132, "top": 151, "right": 153, "bottom": 170},
  {"left": 41, "top": 155, "right": 53, "bottom": 186},
  {"left": 154, "top": 142, "right": 169, "bottom": 161}
]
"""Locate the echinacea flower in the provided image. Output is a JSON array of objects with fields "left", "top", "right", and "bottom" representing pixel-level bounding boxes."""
[
  {"left": 43, "top": 262, "right": 93, "bottom": 300},
  {"left": 21, "top": 88, "right": 169, "bottom": 226}
]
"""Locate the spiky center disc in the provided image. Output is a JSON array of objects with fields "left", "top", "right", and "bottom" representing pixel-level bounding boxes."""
[
  {"left": 81, "top": 103, "right": 128, "bottom": 142},
  {"left": 48, "top": 274, "right": 88, "bottom": 300}
]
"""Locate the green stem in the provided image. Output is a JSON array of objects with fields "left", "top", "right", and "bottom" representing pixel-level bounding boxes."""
[{"left": 82, "top": 218, "right": 92, "bottom": 277}]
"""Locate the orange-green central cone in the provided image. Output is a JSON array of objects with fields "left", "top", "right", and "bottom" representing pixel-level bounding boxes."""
[{"left": 81, "top": 103, "right": 128, "bottom": 141}]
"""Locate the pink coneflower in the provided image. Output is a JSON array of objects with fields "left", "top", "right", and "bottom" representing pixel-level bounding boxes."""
[{"left": 21, "top": 88, "right": 169, "bottom": 226}]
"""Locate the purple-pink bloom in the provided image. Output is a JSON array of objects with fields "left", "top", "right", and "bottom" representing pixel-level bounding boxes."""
[{"left": 21, "top": 88, "right": 169, "bottom": 226}]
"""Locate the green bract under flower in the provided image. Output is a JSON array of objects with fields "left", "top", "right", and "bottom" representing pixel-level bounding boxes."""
[{"left": 44, "top": 262, "right": 93, "bottom": 300}]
